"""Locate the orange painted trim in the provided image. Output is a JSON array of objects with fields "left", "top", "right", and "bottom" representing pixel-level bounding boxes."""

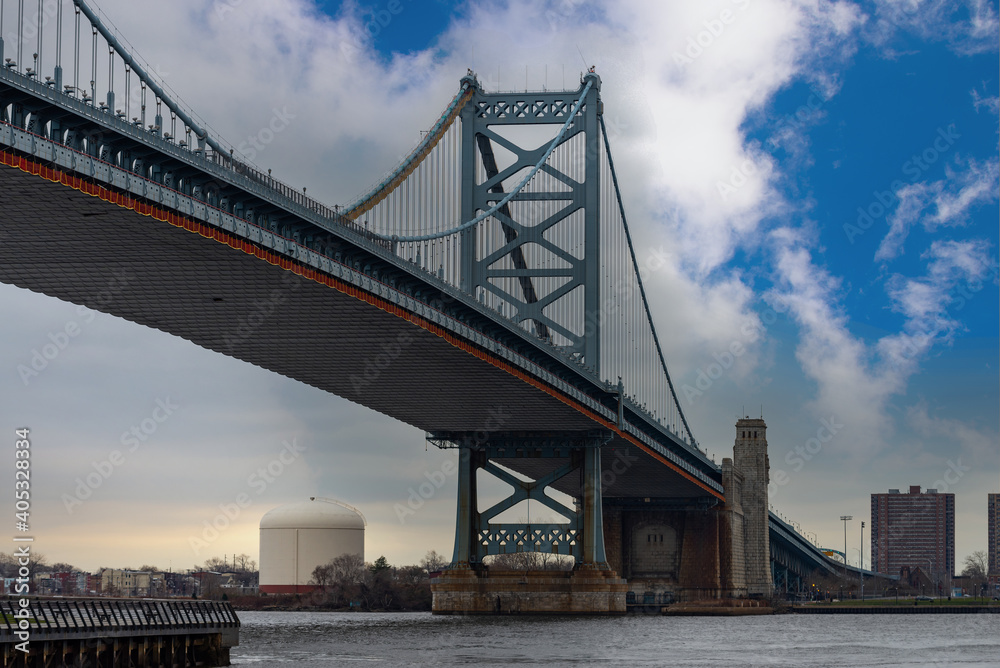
[{"left": 0, "top": 147, "right": 723, "bottom": 500}]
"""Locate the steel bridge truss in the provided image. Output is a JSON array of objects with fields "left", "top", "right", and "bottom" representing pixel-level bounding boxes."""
[
  {"left": 772, "top": 561, "right": 804, "bottom": 596},
  {"left": 461, "top": 74, "right": 602, "bottom": 367},
  {"left": 428, "top": 430, "right": 612, "bottom": 568}
]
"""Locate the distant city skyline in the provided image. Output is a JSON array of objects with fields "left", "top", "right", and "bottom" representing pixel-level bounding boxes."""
[{"left": 1, "top": 0, "right": 997, "bottom": 573}]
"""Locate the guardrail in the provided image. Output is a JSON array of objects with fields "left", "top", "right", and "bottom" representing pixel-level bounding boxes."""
[
  {"left": 1, "top": 596, "right": 239, "bottom": 667},
  {"left": 0, "top": 67, "right": 391, "bottom": 253},
  {"left": 0, "top": 596, "right": 239, "bottom": 638}
]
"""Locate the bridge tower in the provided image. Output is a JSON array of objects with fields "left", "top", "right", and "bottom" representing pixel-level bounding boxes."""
[
  {"left": 457, "top": 69, "right": 604, "bottom": 367},
  {"left": 734, "top": 417, "right": 773, "bottom": 596},
  {"left": 430, "top": 71, "right": 627, "bottom": 614}
]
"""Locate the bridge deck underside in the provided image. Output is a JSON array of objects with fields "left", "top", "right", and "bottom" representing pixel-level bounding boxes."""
[{"left": 0, "top": 166, "right": 710, "bottom": 498}]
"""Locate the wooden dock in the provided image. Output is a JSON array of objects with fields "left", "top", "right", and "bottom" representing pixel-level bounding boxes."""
[{"left": 1, "top": 596, "right": 239, "bottom": 667}]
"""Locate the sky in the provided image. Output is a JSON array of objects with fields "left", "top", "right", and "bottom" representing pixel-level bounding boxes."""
[{"left": 1, "top": 0, "right": 997, "bottom": 576}]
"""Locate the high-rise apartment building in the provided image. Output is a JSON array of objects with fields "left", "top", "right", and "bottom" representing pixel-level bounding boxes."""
[
  {"left": 871, "top": 486, "right": 955, "bottom": 580},
  {"left": 989, "top": 493, "right": 999, "bottom": 586}
]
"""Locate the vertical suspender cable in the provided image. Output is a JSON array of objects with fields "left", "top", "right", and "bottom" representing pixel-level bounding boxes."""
[
  {"left": 36, "top": 0, "right": 43, "bottom": 76},
  {"left": 18, "top": 0, "right": 24, "bottom": 73},
  {"left": 90, "top": 24, "right": 96, "bottom": 103},
  {"left": 56, "top": 0, "right": 62, "bottom": 74},
  {"left": 73, "top": 5, "right": 79, "bottom": 93},
  {"left": 601, "top": 115, "right": 696, "bottom": 446}
]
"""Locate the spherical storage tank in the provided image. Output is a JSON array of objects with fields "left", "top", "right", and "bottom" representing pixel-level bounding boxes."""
[{"left": 259, "top": 497, "right": 365, "bottom": 593}]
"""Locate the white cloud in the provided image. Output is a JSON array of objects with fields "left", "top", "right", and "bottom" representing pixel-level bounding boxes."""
[
  {"left": 875, "top": 156, "right": 999, "bottom": 261},
  {"left": 878, "top": 239, "right": 997, "bottom": 373},
  {"left": 933, "top": 159, "right": 1000, "bottom": 222},
  {"left": 867, "top": 0, "right": 1000, "bottom": 54},
  {"left": 768, "top": 227, "right": 900, "bottom": 455},
  {"left": 876, "top": 182, "right": 932, "bottom": 261},
  {"left": 971, "top": 86, "right": 1000, "bottom": 115},
  {"left": 605, "top": 0, "right": 861, "bottom": 276},
  {"left": 768, "top": 218, "right": 995, "bottom": 458}
]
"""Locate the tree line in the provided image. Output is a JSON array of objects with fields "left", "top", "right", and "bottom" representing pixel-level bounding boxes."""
[
  {"left": 301, "top": 551, "right": 449, "bottom": 611},
  {"left": 256, "top": 550, "right": 573, "bottom": 611}
]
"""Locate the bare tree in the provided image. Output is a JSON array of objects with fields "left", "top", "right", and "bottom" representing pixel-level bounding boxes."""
[
  {"left": 486, "top": 552, "right": 573, "bottom": 571},
  {"left": 311, "top": 564, "right": 334, "bottom": 591},
  {"left": 962, "top": 550, "right": 989, "bottom": 594},
  {"left": 962, "top": 551, "right": 988, "bottom": 579},
  {"left": 8, "top": 552, "right": 50, "bottom": 583},
  {"left": 200, "top": 557, "right": 230, "bottom": 572},
  {"left": 0, "top": 553, "right": 18, "bottom": 578},
  {"left": 198, "top": 572, "right": 223, "bottom": 599},
  {"left": 420, "top": 550, "right": 450, "bottom": 573},
  {"left": 50, "top": 562, "right": 78, "bottom": 573},
  {"left": 233, "top": 554, "right": 256, "bottom": 572},
  {"left": 397, "top": 565, "right": 427, "bottom": 586},
  {"left": 330, "top": 553, "right": 366, "bottom": 587}
]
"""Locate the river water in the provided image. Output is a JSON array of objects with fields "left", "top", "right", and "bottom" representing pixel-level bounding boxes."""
[{"left": 231, "top": 610, "right": 1000, "bottom": 667}]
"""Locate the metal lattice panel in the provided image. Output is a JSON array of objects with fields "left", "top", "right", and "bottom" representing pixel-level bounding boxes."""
[{"left": 477, "top": 526, "right": 580, "bottom": 557}]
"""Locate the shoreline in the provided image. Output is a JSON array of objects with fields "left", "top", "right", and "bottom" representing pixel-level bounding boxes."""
[{"left": 790, "top": 605, "right": 999, "bottom": 614}]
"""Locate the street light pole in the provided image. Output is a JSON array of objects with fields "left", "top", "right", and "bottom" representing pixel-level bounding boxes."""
[
  {"left": 860, "top": 521, "right": 865, "bottom": 601},
  {"left": 840, "top": 515, "right": 852, "bottom": 588}
]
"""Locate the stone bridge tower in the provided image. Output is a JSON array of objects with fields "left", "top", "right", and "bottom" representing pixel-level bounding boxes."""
[{"left": 733, "top": 417, "right": 773, "bottom": 596}]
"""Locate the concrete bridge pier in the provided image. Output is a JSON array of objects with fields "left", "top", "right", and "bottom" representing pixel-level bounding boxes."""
[
  {"left": 600, "top": 417, "right": 773, "bottom": 605},
  {"left": 430, "top": 431, "right": 627, "bottom": 615}
]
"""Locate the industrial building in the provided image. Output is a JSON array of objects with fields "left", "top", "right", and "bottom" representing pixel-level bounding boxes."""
[{"left": 259, "top": 497, "right": 366, "bottom": 594}]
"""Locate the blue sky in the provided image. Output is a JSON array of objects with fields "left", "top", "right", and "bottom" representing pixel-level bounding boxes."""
[
  {"left": 316, "top": 0, "right": 460, "bottom": 54},
  {"left": 1, "top": 0, "right": 997, "bottom": 575}
]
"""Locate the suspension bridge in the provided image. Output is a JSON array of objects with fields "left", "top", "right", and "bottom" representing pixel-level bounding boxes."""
[{"left": 0, "top": 0, "right": 880, "bottom": 615}]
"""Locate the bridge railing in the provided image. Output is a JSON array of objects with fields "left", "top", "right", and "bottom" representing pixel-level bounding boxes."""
[
  {"left": 0, "top": 597, "right": 240, "bottom": 638},
  {"left": 202, "top": 150, "right": 337, "bottom": 220},
  {"left": 201, "top": 149, "right": 397, "bottom": 251},
  {"left": 0, "top": 0, "right": 394, "bottom": 247},
  {"left": 0, "top": 68, "right": 391, "bottom": 255}
]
